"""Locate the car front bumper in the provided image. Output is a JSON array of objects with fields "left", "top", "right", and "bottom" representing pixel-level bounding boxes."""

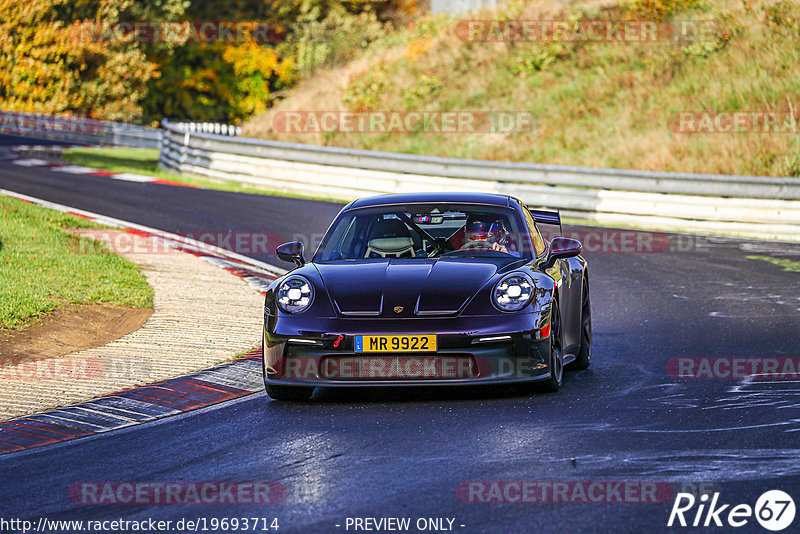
[{"left": 263, "top": 312, "right": 553, "bottom": 388}]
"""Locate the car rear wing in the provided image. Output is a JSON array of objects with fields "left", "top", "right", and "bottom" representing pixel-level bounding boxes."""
[{"left": 529, "top": 208, "right": 563, "bottom": 239}]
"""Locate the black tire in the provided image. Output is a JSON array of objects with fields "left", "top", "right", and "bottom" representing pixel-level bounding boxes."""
[
  {"left": 266, "top": 384, "right": 315, "bottom": 401},
  {"left": 539, "top": 299, "right": 564, "bottom": 393},
  {"left": 567, "top": 275, "right": 592, "bottom": 371}
]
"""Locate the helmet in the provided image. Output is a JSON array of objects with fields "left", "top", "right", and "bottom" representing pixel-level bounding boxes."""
[
  {"left": 488, "top": 220, "right": 510, "bottom": 246},
  {"left": 466, "top": 218, "right": 490, "bottom": 241}
]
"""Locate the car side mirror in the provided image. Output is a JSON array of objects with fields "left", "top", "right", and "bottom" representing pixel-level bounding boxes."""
[
  {"left": 543, "top": 237, "right": 582, "bottom": 268},
  {"left": 276, "top": 242, "right": 306, "bottom": 267}
]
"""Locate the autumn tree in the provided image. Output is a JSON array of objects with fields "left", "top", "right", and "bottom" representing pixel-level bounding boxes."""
[
  {"left": 0, "top": 0, "right": 412, "bottom": 124},
  {"left": 0, "top": 0, "right": 187, "bottom": 122}
]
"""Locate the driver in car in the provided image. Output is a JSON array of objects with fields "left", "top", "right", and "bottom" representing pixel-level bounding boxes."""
[{"left": 461, "top": 216, "right": 511, "bottom": 253}]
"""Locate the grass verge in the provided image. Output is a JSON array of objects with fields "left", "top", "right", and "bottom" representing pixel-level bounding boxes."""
[
  {"left": 242, "top": 0, "right": 800, "bottom": 178},
  {"left": 747, "top": 255, "right": 800, "bottom": 272},
  {"left": 0, "top": 196, "right": 153, "bottom": 329},
  {"left": 62, "top": 147, "right": 177, "bottom": 181},
  {"left": 62, "top": 147, "right": 342, "bottom": 203}
]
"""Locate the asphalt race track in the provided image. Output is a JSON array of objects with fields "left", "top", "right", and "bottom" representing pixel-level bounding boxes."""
[
  {"left": 0, "top": 133, "right": 83, "bottom": 147},
  {"left": 2, "top": 138, "right": 800, "bottom": 533}
]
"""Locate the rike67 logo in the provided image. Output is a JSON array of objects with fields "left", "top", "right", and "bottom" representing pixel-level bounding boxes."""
[{"left": 668, "top": 490, "right": 796, "bottom": 531}]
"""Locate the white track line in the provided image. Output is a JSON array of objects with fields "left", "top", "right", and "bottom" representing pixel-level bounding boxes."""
[
  {"left": 109, "top": 173, "right": 157, "bottom": 182},
  {"left": 54, "top": 165, "right": 104, "bottom": 174},
  {"left": 1, "top": 189, "right": 288, "bottom": 277},
  {"left": 12, "top": 158, "right": 51, "bottom": 167}
]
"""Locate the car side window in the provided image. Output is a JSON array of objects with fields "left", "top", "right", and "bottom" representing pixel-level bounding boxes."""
[{"left": 522, "top": 207, "right": 547, "bottom": 257}]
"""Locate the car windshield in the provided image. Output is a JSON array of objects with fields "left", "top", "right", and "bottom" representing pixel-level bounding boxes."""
[{"left": 314, "top": 203, "right": 532, "bottom": 262}]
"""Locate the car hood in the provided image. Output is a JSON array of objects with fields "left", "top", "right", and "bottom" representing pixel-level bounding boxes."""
[{"left": 314, "top": 258, "right": 505, "bottom": 317}]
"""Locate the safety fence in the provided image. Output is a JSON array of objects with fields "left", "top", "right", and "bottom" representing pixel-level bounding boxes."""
[
  {"left": 0, "top": 111, "right": 238, "bottom": 149},
  {"left": 159, "top": 118, "right": 800, "bottom": 241}
]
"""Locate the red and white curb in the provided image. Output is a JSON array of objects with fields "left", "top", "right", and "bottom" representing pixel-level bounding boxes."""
[
  {"left": 0, "top": 350, "right": 264, "bottom": 455},
  {"left": 3, "top": 146, "right": 192, "bottom": 187},
  {"left": 0, "top": 190, "right": 289, "bottom": 455}
]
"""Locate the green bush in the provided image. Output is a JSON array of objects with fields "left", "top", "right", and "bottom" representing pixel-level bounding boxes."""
[
  {"left": 343, "top": 64, "right": 391, "bottom": 112},
  {"left": 403, "top": 75, "right": 443, "bottom": 108}
]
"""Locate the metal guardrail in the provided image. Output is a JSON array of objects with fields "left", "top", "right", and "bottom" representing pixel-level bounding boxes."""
[
  {"left": 159, "top": 119, "right": 800, "bottom": 241},
  {"left": 170, "top": 122, "right": 242, "bottom": 136},
  {"left": 0, "top": 111, "right": 162, "bottom": 148},
  {"left": 0, "top": 112, "right": 239, "bottom": 149},
  {"left": 431, "top": 0, "right": 502, "bottom": 15}
]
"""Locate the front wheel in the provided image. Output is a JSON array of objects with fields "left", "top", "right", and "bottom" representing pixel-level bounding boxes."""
[
  {"left": 266, "top": 384, "right": 315, "bottom": 401},
  {"left": 567, "top": 275, "right": 592, "bottom": 371},
  {"left": 538, "top": 299, "right": 564, "bottom": 393}
]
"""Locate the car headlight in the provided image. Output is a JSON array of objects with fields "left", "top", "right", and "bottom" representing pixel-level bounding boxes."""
[
  {"left": 492, "top": 273, "right": 535, "bottom": 312},
  {"left": 277, "top": 276, "right": 314, "bottom": 314}
]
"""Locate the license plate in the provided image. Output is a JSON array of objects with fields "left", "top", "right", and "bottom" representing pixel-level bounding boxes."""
[{"left": 354, "top": 335, "right": 437, "bottom": 353}]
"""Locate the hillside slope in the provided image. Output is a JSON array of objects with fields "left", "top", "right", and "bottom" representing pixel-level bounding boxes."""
[{"left": 243, "top": 0, "right": 800, "bottom": 177}]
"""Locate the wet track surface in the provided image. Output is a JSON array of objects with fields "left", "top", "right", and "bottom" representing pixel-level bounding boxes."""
[{"left": 2, "top": 139, "right": 800, "bottom": 533}]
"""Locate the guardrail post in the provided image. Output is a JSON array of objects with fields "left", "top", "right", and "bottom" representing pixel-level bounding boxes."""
[{"left": 180, "top": 130, "right": 190, "bottom": 169}]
